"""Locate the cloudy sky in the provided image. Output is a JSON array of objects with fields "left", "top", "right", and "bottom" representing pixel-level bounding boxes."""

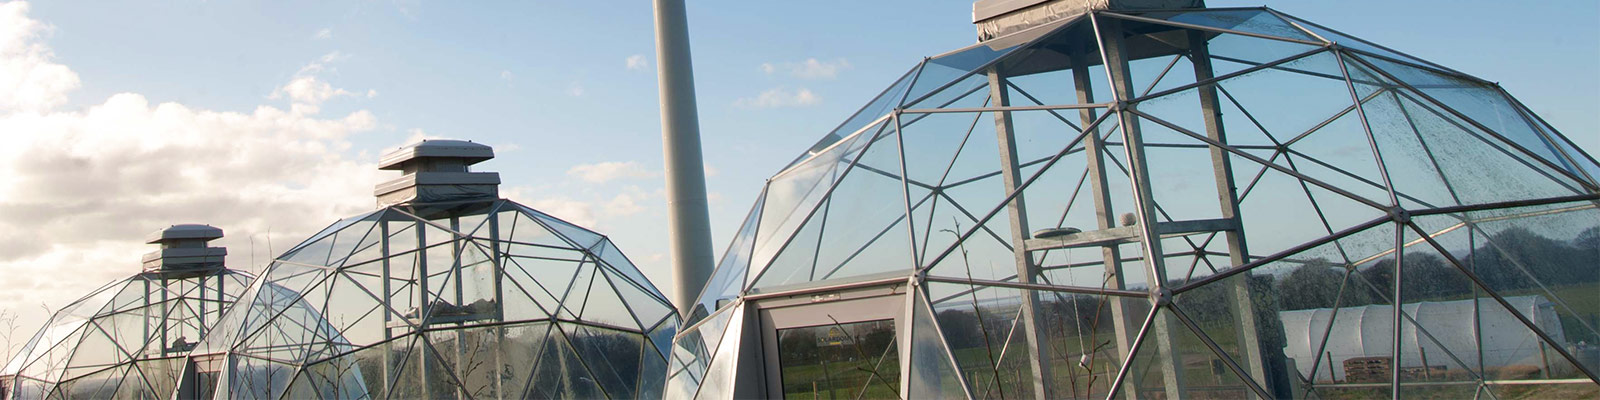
[{"left": 0, "top": 0, "right": 1595, "bottom": 351}]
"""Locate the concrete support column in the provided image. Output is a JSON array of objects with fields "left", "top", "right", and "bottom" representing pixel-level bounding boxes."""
[{"left": 653, "top": 0, "right": 717, "bottom": 318}]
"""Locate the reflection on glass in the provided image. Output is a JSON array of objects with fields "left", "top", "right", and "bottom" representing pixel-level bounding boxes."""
[{"left": 778, "top": 319, "right": 900, "bottom": 399}]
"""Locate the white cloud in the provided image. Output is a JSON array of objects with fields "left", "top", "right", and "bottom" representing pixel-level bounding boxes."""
[
  {"left": 761, "top": 58, "right": 850, "bottom": 80},
  {"left": 0, "top": 1, "right": 80, "bottom": 113},
  {"left": 273, "top": 76, "right": 353, "bottom": 107},
  {"left": 524, "top": 197, "right": 598, "bottom": 229},
  {"left": 0, "top": 1, "right": 381, "bottom": 339},
  {"left": 566, "top": 81, "right": 585, "bottom": 97},
  {"left": 499, "top": 70, "right": 513, "bottom": 82},
  {"left": 295, "top": 51, "right": 345, "bottom": 76},
  {"left": 625, "top": 54, "right": 648, "bottom": 71},
  {"left": 313, "top": 28, "right": 332, "bottom": 40},
  {"left": 271, "top": 51, "right": 368, "bottom": 113},
  {"left": 734, "top": 86, "right": 821, "bottom": 108},
  {"left": 567, "top": 161, "right": 659, "bottom": 184},
  {"left": 603, "top": 192, "right": 646, "bottom": 217}
]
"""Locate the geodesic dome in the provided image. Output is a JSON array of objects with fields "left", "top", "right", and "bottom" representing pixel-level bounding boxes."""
[
  {"left": 195, "top": 141, "right": 678, "bottom": 399},
  {"left": 669, "top": 5, "right": 1599, "bottom": 399},
  {"left": 2, "top": 225, "right": 252, "bottom": 400}
]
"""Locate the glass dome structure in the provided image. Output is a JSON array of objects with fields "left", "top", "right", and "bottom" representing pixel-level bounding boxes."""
[
  {"left": 1, "top": 225, "right": 253, "bottom": 399},
  {"left": 670, "top": 3, "right": 1600, "bottom": 400},
  {"left": 195, "top": 140, "right": 678, "bottom": 399}
]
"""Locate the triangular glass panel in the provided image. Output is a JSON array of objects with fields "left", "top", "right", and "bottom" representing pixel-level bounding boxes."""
[
  {"left": 497, "top": 207, "right": 572, "bottom": 249},
  {"left": 1275, "top": 12, "right": 1452, "bottom": 75},
  {"left": 1411, "top": 202, "right": 1600, "bottom": 376},
  {"left": 908, "top": 289, "right": 966, "bottom": 399},
  {"left": 694, "top": 190, "right": 763, "bottom": 323},
  {"left": 693, "top": 303, "right": 746, "bottom": 400},
  {"left": 904, "top": 72, "right": 991, "bottom": 111},
  {"left": 57, "top": 364, "right": 127, "bottom": 399},
  {"left": 1350, "top": 53, "right": 1591, "bottom": 182},
  {"left": 525, "top": 330, "right": 606, "bottom": 399},
  {"left": 753, "top": 126, "right": 914, "bottom": 289},
  {"left": 322, "top": 219, "right": 378, "bottom": 270},
  {"left": 639, "top": 345, "right": 670, "bottom": 400},
  {"left": 1357, "top": 80, "right": 1590, "bottom": 208},
  {"left": 902, "top": 25, "right": 1049, "bottom": 108},
  {"left": 664, "top": 326, "right": 711, "bottom": 400},
  {"left": 749, "top": 121, "right": 884, "bottom": 286},
  {"left": 923, "top": 203, "right": 1018, "bottom": 282},
  {"left": 1122, "top": 305, "right": 1259, "bottom": 399},
  {"left": 593, "top": 238, "right": 660, "bottom": 295},
  {"left": 290, "top": 210, "right": 383, "bottom": 256},
  {"left": 1125, "top": 9, "right": 1319, "bottom": 43},
  {"left": 564, "top": 323, "right": 646, "bottom": 400},
  {"left": 1390, "top": 228, "right": 1493, "bottom": 396},
  {"left": 225, "top": 355, "right": 295, "bottom": 399},
  {"left": 319, "top": 273, "right": 388, "bottom": 347},
  {"left": 577, "top": 267, "right": 641, "bottom": 330},
  {"left": 554, "top": 263, "right": 597, "bottom": 322},
  {"left": 609, "top": 268, "right": 674, "bottom": 333},
  {"left": 501, "top": 256, "right": 572, "bottom": 321},
  {"left": 648, "top": 317, "right": 680, "bottom": 360},
  {"left": 423, "top": 327, "right": 505, "bottom": 399},
  {"left": 525, "top": 207, "right": 605, "bottom": 250},
  {"left": 898, "top": 109, "right": 1000, "bottom": 192},
  {"left": 1107, "top": 17, "right": 1325, "bottom": 82},
  {"left": 499, "top": 322, "right": 553, "bottom": 399},
  {"left": 783, "top": 65, "right": 917, "bottom": 171},
  {"left": 380, "top": 335, "right": 426, "bottom": 398}
]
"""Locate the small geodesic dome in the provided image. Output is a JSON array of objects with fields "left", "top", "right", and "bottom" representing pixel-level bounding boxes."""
[
  {"left": 195, "top": 140, "right": 678, "bottom": 399},
  {"left": 668, "top": 2, "right": 1600, "bottom": 399},
  {"left": 1, "top": 225, "right": 253, "bottom": 399}
]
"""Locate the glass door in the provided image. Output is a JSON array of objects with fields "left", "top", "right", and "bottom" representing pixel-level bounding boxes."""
[{"left": 759, "top": 292, "right": 907, "bottom": 399}]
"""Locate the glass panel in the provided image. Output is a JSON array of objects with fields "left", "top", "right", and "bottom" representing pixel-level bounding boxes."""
[
  {"left": 777, "top": 319, "right": 899, "bottom": 399},
  {"left": 785, "top": 66, "right": 917, "bottom": 170},
  {"left": 1133, "top": 9, "right": 1319, "bottom": 42},
  {"left": 577, "top": 267, "right": 641, "bottom": 330},
  {"left": 594, "top": 238, "right": 661, "bottom": 295},
  {"left": 1352, "top": 54, "right": 1585, "bottom": 178},
  {"left": 750, "top": 122, "right": 883, "bottom": 286},
  {"left": 902, "top": 39, "right": 1028, "bottom": 108},
  {"left": 566, "top": 324, "right": 645, "bottom": 399},
  {"left": 1277, "top": 13, "right": 1450, "bottom": 74},
  {"left": 1413, "top": 202, "right": 1600, "bottom": 380},
  {"left": 909, "top": 291, "right": 965, "bottom": 399},
  {"left": 753, "top": 125, "right": 912, "bottom": 290},
  {"left": 1356, "top": 75, "right": 1588, "bottom": 208},
  {"left": 1392, "top": 228, "right": 1489, "bottom": 397},
  {"left": 694, "top": 191, "right": 763, "bottom": 323},
  {"left": 524, "top": 206, "right": 604, "bottom": 250},
  {"left": 525, "top": 331, "right": 605, "bottom": 399}
]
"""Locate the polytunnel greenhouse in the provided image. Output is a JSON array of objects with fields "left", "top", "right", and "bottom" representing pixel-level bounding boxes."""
[
  {"left": 192, "top": 140, "right": 679, "bottom": 399},
  {"left": 1, "top": 225, "right": 252, "bottom": 399},
  {"left": 667, "top": 1, "right": 1600, "bottom": 399}
]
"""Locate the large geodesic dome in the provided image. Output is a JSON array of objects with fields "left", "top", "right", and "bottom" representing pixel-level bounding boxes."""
[
  {"left": 195, "top": 141, "right": 678, "bottom": 399},
  {"left": 668, "top": 4, "right": 1600, "bottom": 399},
  {"left": 2, "top": 225, "right": 252, "bottom": 400}
]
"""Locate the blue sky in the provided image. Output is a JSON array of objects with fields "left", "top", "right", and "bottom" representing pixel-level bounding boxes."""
[{"left": 0, "top": 0, "right": 1595, "bottom": 344}]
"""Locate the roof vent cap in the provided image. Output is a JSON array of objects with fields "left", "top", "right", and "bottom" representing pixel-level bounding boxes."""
[
  {"left": 375, "top": 139, "right": 501, "bottom": 206},
  {"left": 142, "top": 224, "right": 227, "bottom": 272}
]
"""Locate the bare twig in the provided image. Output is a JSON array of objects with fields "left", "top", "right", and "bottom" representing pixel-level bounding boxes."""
[{"left": 942, "top": 219, "right": 1007, "bottom": 400}]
